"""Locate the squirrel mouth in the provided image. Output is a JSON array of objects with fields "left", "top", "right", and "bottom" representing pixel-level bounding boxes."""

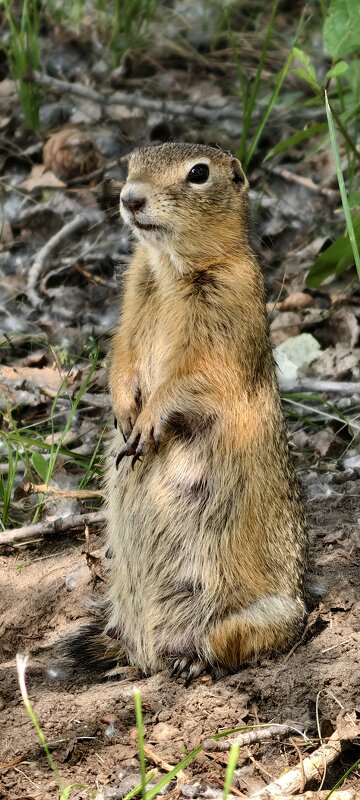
[{"left": 134, "top": 221, "right": 164, "bottom": 232}]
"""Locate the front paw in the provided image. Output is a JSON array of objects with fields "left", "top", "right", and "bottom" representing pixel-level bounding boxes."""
[
  {"left": 113, "top": 379, "right": 142, "bottom": 441},
  {"left": 114, "top": 407, "right": 138, "bottom": 442},
  {"left": 115, "top": 410, "right": 163, "bottom": 469}
]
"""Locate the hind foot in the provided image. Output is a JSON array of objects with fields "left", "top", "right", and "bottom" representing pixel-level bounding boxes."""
[
  {"left": 171, "top": 656, "right": 207, "bottom": 685},
  {"left": 171, "top": 657, "right": 227, "bottom": 685}
]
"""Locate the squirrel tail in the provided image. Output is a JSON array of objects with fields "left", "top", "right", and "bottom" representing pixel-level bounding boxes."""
[{"left": 32, "top": 606, "right": 128, "bottom": 682}]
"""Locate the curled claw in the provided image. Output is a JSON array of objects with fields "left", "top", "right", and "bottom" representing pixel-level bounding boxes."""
[
  {"left": 116, "top": 432, "right": 141, "bottom": 469},
  {"left": 171, "top": 657, "right": 208, "bottom": 685},
  {"left": 115, "top": 422, "right": 156, "bottom": 469},
  {"left": 131, "top": 451, "right": 143, "bottom": 469},
  {"left": 172, "top": 657, "right": 190, "bottom": 679},
  {"left": 185, "top": 659, "right": 207, "bottom": 686}
]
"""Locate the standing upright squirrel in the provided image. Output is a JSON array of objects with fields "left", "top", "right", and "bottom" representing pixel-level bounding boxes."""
[{"left": 87, "top": 143, "right": 307, "bottom": 682}]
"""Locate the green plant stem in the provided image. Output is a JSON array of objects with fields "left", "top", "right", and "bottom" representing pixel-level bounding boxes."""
[
  {"left": 134, "top": 690, "right": 147, "bottom": 799},
  {"left": 223, "top": 744, "right": 240, "bottom": 800},
  {"left": 245, "top": 47, "right": 294, "bottom": 169},
  {"left": 145, "top": 746, "right": 203, "bottom": 800},
  {"left": 32, "top": 347, "right": 99, "bottom": 523},
  {"left": 319, "top": 0, "right": 327, "bottom": 18},
  {"left": 226, "top": 12, "right": 249, "bottom": 127},
  {"left": 332, "top": 106, "right": 360, "bottom": 165},
  {"left": 325, "top": 89, "right": 360, "bottom": 281},
  {"left": 238, "top": 0, "right": 279, "bottom": 162},
  {"left": 16, "top": 655, "right": 63, "bottom": 790},
  {"left": 326, "top": 757, "right": 360, "bottom": 797}
]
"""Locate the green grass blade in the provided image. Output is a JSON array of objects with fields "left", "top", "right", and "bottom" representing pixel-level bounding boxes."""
[
  {"left": 325, "top": 90, "right": 360, "bottom": 281},
  {"left": 326, "top": 756, "right": 360, "bottom": 797},
  {"left": 145, "top": 745, "right": 203, "bottom": 800},
  {"left": 16, "top": 655, "right": 63, "bottom": 791},
  {"left": 238, "top": 0, "right": 279, "bottom": 162},
  {"left": 245, "top": 48, "right": 294, "bottom": 169},
  {"left": 122, "top": 772, "right": 155, "bottom": 800},
  {"left": 264, "top": 122, "right": 327, "bottom": 161},
  {"left": 223, "top": 744, "right": 240, "bottom": 800},
  {"left": 134, "top": 690, "right": 147, "bottom": 800},
  {"left": 306, "top": 214, "right": 360, "bottom": 287},
  {"left": 245, "top": 6, "right": 308, "bottom": 169}
]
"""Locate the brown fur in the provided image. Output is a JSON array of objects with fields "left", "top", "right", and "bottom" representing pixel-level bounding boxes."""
[{"left": 100, "top": 143, "right": 307, "bottom": 678}]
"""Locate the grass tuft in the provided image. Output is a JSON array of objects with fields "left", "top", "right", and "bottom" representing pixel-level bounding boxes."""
[
  {"left": 325, "top": 89, "right": 360, "bottom": 282},
  {"left": 1, "top": 0, "right": 41, "bottom": 129}
]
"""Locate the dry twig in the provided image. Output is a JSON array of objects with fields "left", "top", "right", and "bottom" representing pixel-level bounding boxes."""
[
  {"left": 27, "top": 214, "right": 93, "bottom": 306},
  {"left": 250, "top": 730, "right": 342, "bottom": 798},
  {"left": 203, "top": 724, "right": 306, "bottom": 751},
  {"left": 258, "top": 794, "right": 359, "bottom": 800},
  {"left": 179, "top": 789, "right": 358, "bottom": 800},
  {"left": 265, "top": 165, "right": 338, "bottom": 198},
  {"left": 279, "top": 379, "right": 360, "bottom": 395},
  {"left": 0, "top": 510, "right": 106, "bottom": 547},
  {"left": 143, "top": 744, "right": 187, "bottom": 781},
  {"left": 31, "top": 70, "right": 241, "bottom": 123},
  {"left": 16, "top": 481, "right": 104, "bottom": 500}
]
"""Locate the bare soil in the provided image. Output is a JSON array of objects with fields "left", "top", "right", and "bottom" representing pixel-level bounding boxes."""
[
  {"left": 1, "top": 7, "right": 360, "bottom": 798},
  {"left": 0, "top": 481, "right": 359, "bottom": 800}
]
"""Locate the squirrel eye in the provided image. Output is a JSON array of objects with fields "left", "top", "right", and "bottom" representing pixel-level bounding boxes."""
[{"left": 187, "top": 163, "right": 209, "bottom": 184}]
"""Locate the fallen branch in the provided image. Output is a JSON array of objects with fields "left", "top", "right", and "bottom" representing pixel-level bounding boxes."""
[
  {"left": 0, "top": 510, "right": 106, "bottom": 547},
  {"left": 179, "top": 789, "right": 358, "bottom": 800},
  {"left": 31, "top": 70, "right": 241, "bottom": 123},
  {"left": 67, "top": 155, "right": 128, "bottom": 186},
  {"left": 203, "top": 724, "right": 306, "bottom": 751},
  {"left": 253, "top": 794, "right": 360, "bottom": 800},
  {"left": 27, "top": 213, "right": 93, "bottom": 306},
  {"left": 0, "top": 460, "right": 25, "bottom": 476},
  {"left": 15, "top": 481, "right": 104, "bottom": 500},
  {"left": 250, "top": 730, "right": 342, "bottom": 798},
  {"left": 31, "top": 71, "right": 327, "bottom": 130},
  {"left": 40, "top": 388, "right": 111, "bottom": 409},
  {"left": 265, "top": 165, "right": 338, "bottom": 198},
  {"left": 78, "top": 391, "right": 111, "bottom": 408},
  {"left": 280, "top": 379, "right": 360, "bottom": 395}
]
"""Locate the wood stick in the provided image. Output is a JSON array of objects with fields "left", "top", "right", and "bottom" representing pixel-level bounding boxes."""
[
  {"left": 257, "top": 794, "right": 360, "bottom": 800},
  {"left": 265, "top": 165, "right": 338, "bottom": 198},
  {"left": 0, "top": 510, "right": 106, "bottom": 547},
  {"left": 16, "top": 481, "right": 104, "bottom": 500},
  {"left": 279, "top": 378, "right": 360, "bottom": 395},
  {"left": 27, "top": 214, "right": 93, "bottom": 306},
  {"left": 179, "top": 789, "right": 358, "bottom": 800},
  {"left": 203, "top": 724, "right": 306, "bottom": 751},
  {"left": 31, "top": 70, "right": 242, "bottom": 123},
  {"left": 31, "top": 71, "right": 327, "bottom": 128},
  {"left": 143, "top": 744, "right": 187, "bottom": 781},
  {"left": 250, "top": 730, "right": 342, "bottom": 798}
]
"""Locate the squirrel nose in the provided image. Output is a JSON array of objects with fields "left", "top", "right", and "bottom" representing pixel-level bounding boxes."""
[{"left": 121, "top": 194, "right": 146, "bottom": 213}]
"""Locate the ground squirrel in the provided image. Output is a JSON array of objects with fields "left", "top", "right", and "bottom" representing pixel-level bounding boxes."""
[{"left": 81, "top": 143, "right": 307, "bottom": 682}]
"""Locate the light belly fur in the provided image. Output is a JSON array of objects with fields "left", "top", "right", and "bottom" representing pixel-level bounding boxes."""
[{"left": 105, "top": 431, "right": 237, "bottom": 672}]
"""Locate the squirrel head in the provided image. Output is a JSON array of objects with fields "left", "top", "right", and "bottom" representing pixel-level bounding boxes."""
[{"left": 120, "top": 143, "right": 250, "bottom": 271}]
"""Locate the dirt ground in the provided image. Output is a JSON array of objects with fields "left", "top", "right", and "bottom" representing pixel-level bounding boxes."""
[
  {"left": 0, "top": 477, "right": 359, "bottom": 800},
  {"left": 1, "top": 4, "right": 360, "bottom": 798}
]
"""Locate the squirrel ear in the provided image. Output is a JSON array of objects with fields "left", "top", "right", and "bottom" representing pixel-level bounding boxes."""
[{"left": 230, "top": 158, "right": 247, "bottom": 189}]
